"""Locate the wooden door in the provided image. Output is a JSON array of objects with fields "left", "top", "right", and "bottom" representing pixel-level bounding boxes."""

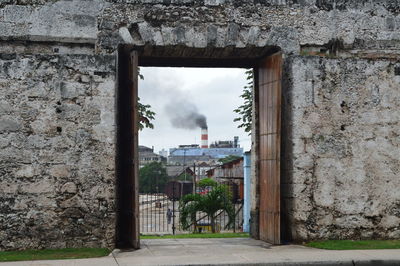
[
  {"left": 258, "top": 52, "right": 282, "bottom": 244},
  {"left": 116, "top": 47, "right": 140, "bottom": 249}
]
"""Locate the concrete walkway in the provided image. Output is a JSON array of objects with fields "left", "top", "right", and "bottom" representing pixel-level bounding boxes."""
[{"left": 2, "top": 238, "right": 400, "bottom": 266}]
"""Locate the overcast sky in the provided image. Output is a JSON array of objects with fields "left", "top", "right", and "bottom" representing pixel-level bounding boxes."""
[{"left": 138, "top": 67, "right": 251, "bottom": 154}]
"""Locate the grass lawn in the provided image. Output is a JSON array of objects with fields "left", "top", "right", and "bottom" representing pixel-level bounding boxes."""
[
  {"left": 0, "top": 247, "right": 110, "bottom": 262},
  {"left": 141, "top": 232, "right": 249, "bottom": 239},
  {"left": 306, "top": 240, "right": 400, "bottom": 250}
]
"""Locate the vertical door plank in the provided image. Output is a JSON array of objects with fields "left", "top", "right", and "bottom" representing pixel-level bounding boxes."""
[
  {"left": 258, "top": 52, "right": 282, "bottom": 244},
  {"left": 130, "top": 51, "right": 140, "bottom": 249},
  {"left": 116, "top": 47, "right": 140, "bottom": 249}
]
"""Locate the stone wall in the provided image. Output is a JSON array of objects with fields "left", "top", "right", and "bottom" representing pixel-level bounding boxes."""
[
  {"left": 97, "top": 0, "right": 400, "bottom": 55},
  {"left": 282, "top": 56, "right": 400, "bottom": 241},
  {"left": 0, "top": 0, "right": 399, "bottom": 250},
  {"left": 0, "top": 50, "right": 116, "bottom": 250}
]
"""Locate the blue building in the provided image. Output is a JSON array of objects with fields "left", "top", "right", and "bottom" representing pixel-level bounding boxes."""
[{"left": 168, "top": 140, "right": 243, "bottom": 166}]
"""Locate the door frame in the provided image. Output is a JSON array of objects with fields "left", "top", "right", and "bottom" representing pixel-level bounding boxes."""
[
  {"left": 115, "top": 46, "right": 140, "bottom": 249},
  {"left": 256, "top": 52, "right": 283, "bottom": 244},
  {"left": 115, "top": 45, "right": 284, "bottom": 248}
]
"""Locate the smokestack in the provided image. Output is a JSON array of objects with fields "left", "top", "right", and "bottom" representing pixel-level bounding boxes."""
[{"left": 201, "top": 127, "right": 208, "bottom": 148}]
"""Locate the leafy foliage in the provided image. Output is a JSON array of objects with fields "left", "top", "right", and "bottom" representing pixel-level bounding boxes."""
[
  {"left": 138, "top": 97, "right": 156, "bottom": 131},
  {"left": 0, "top": 248, "right": 110, "bottom": 262},
  {"left": 179, "top": 185, "right": 235, "bottom": 233},
  {"left": 138, "top": 68, "right": 156, "bottom": 131},
  {"left": 218, "top": 155, "right": 241, "bottom": 164},
  {"left": 139, "top": 162, "right": 169, "bottom": 193},
  {"left": 198, "top": 178, "right": 217, "bottom": 188},
  {"left": 141, "top": 232, "right": 249, "bottom": 239},
  {"left": 233, "top": 69, "right": 253, "bottom": 134},
  {"left": 306, "top": 240, "right": 400, "bottom": 250}
]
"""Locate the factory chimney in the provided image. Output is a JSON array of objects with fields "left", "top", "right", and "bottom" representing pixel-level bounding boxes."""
[{"left": 201, "top": 127, "right": 208, "bottom": 148}]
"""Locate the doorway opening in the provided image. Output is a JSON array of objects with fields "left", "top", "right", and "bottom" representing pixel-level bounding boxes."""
[
  {"left": 115, "top": 45, "right": 284, "bottom": 249},
  {"left": 138, "top": 66, "right": 250, "bottom": 236}
]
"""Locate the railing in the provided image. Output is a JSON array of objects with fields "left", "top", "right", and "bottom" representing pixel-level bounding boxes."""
[{"left": 140, "top": 193, "right": 244, "bottom": 235}]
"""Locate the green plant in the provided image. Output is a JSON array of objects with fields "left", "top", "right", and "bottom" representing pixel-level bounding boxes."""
[
  {"left": 138, "top": 97, "right": 156, "bottom": 130},
  {"left": 233, "top": 69, "right": 253, "bottom": 134},
  {"left": 218, "top": 155, "right": 241, "bottom": 164},
  {"left": 0, "top": 248, "right": 109, "bottom": 262},
  {"left": 139, "top": 162, "right": 169, "bottom": 193},
  {"left": 138, "top": 68, "right": 156, "bottom": 131},
  {"left": 198, "top": 178, "right": 217, "bottom": 188},
  {"left": 141, "top": 232, "right": 249, "bottom": 239},
  {"left": 306, "top": 240, "right": 400, "bottom": 250},
  {"left": 179, "top": 185, "right": 235, "bottom": 233}
]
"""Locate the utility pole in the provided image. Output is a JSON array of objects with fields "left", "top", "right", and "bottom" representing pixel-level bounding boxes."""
[
  {"left": 193, "top": 163, "right": 196, "bottom": 193},
  {"left": 183, "top": 149, "right": 187, "bottom": 181},
  {"left": 172, "top": 181, "right": 176, "bottom": 235}
]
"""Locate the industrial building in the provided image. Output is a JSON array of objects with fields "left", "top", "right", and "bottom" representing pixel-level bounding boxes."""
[
  {"left": 168, "top": 128, "right": 243, "bottom": 165},
  {"left": 139, "top": 145, "right": 167, "bottom": 168},
  {"left": 168, "top": 141, "right": 243, "bottom": 166}
]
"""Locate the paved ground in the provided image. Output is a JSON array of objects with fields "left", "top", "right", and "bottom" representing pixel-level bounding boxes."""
[{"left": 2, "top": 238, "right": 400, "bottom": 266}]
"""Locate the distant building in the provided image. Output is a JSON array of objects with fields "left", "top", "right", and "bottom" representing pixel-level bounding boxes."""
[
  {"left": 165, "top": 165, "right": 194, "bottom": 180},
  {"left": 139, "top": 145, "right": 167, "bottom": 168},
  {"left": 207, "top": 157, "right": 244, "bottom": 181},
  {"left": 168, "top": 137, "right": 243, "bottom": 166},
  {"left": 209, "top": 136, "right": 239, "bottom": 148},
  {"left": 189, "top": 160, "right": 218, "bottom": 181},
  {"left": 206, "top": 157, "right": 244, "bottom": 203},
  {"left": 159, "top": 148, "right": 168, "bottom": 158}
]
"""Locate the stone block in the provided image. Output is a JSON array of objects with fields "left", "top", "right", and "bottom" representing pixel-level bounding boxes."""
[
  {"left": 0, "top": 100, "right": 12, "bottom": 114},
  {"left": 15, "top": 165, "right": 36, "bottom": 178},
  {"left": 12, "top": 199, "right": 28, "bottom": 210},
  {"left": 247, "top": 26, "right": 260, "bottom": 45},
  {"left": 61, "top": 207, "right": 85, "bottom": 218},
  {"left": 0, "top": 134, "right": 11, "bottom": 149},
  {"left": 49, "top": 165, "right": 70, "bottom": 179},
  {"left": 93, "top": 124, "right": 115, "bottom": 144},
  {"left": 61, "top": 182, "right": 77, "bottom": 194},
  {"left": 94, "top": 79, "right": 114, "bottom": 97},
  {"left": 334, "top": 215, "right": 373, "bottom": 229},
  {"left": 3, "top": 5, "right": 33, "bottom": 23},
  {"left": 60, "top": 81, "right": 88, "bottom": 99},
  {"left": 0, "top": 118, "right": 21, "bottom": 132},
  {"left": 138, "top": 22, "right": 155, "bottom": 44},
  {"left": 20, "top": 179, "right": 54, "bottom": 194},
  {"left": 379, "top": 216, "right": 400, "bottom": 229},
  {"left": 225, "top": 23, "right": 239, "bottom": 46},
  {"left": 60, "top": 195, "right": 87, "bottom": 210},
  {"left": 205, "top": 25, "right": 217, "bottom": 46},
  {"left": 35, "top": 195, "right": 57, "bottom": 208},
  {"left": 205, "top": 0, "right": 225, "bottom": 6},
  {"left": 89, "top": 186, "right": 113, "bottom": 200},
  {"left": 388, "top": 230, "right": 400, "bottom": 239},
  {"left": 185, "top": 27, "right": 207, "bottom": 48},
  {"left": 0, "top": 183, "right": 19, "bottom": 194}
]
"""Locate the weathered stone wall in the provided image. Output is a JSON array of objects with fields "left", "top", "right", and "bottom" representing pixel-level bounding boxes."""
[
  {"left": 97, "top": 0, "right": 400, "bottom": 56},
  {"left": 0, "top": 50, "right": 116, "bottom": 250},
  {"left": 0, "top": 0, "right": 399, "bottom": 250},
  {"left": 282, "top": 56, "right": 400, "bottom": 241},
  {"left": 1, "top": 0, "right": 399, "bottom": 54}
]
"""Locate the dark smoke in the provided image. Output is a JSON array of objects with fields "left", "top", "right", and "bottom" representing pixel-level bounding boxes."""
[{"left": 165, "top": 100, "right": 207, "bottom": 129}]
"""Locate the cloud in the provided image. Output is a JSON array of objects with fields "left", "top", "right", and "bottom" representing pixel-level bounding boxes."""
[{"left": 138, "top": 67, "right": 250, "bottom": 152}]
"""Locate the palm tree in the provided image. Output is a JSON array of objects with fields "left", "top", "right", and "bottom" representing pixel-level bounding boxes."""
[{"left": 179, "top": 185, "right": 235, "bottom": 233}]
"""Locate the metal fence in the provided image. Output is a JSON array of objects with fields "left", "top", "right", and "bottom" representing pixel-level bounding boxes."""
[{"left": 140, "top": 193, "right": 244, "bottom": 235}]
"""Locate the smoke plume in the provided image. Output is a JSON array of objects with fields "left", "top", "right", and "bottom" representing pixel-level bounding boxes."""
[{"left": 165, "top": 100, "right": 207, "bottom": 129}]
